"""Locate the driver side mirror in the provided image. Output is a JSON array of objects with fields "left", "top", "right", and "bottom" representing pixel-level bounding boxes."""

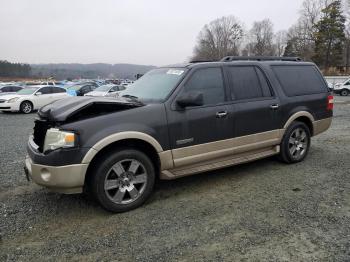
[
  {"left": 176, "top": 91, "right": 203, "bottom": 108},
  {"left": 35, "top": 92, "right": 42, "bottom": 96}
]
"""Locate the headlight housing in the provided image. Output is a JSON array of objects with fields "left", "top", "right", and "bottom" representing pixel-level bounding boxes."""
[
  {"left": 8, "top": 97, "right": 19, "bottom": 103},
  {"left": 43, "top": 128, "right": 76, "bottom": 152}
]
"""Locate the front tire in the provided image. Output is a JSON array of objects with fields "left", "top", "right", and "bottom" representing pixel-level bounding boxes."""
[
  {"left": 89, "top": 148, "right": 155, "bottom": 213},
  {"left": 20, "top": 101, "right": 33, "bottom": 114},
  {"left": 279, "top": 121, "right": 311, "bottom": 164},
  {"left": 340, "top": 89, "right": 349, "bottom": 96}
]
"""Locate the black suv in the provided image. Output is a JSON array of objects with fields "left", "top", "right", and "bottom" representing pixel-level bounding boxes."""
[{"left": 25, "top": 57, "right": 333, "bottom": 212}]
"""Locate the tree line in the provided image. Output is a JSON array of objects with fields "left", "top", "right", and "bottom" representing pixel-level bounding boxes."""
[
  {"left": 0, "top": 60, "right": 31, "bottom": 77},
  {"left": 192, "top": 0, "right": 350, "bottom": 73}
]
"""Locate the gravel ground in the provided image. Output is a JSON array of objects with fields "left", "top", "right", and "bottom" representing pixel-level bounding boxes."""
[{"left": 1, "top": 97, "right": 350, "bottom": 261}]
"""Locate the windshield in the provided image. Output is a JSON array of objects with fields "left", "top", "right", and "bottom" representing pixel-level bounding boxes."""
[
  {"left": 17, "top": 88, "right": 37, "bottom": 95},
  {"left": 119, "top": 68, "right": 187, "bottom": 102},
  {"left": 94, "top": 85, "right": 112, "bottom": 92}
]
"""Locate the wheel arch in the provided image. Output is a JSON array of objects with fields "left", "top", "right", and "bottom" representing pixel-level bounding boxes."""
[
  {"left": 20, "top": 100, "right": 33, "bottom": 107},
  {"left": 83, "top": 132, "right": 165, "bottom": 185},
  {"left": 283, "top": 111, "right": 314, "bottom": 136}
]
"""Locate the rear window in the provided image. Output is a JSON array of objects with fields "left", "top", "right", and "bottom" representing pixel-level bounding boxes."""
[{"left": 272, "top": 65, "right": 327, "bottom": 96}]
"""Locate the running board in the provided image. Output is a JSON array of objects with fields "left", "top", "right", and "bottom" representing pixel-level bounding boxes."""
[{"left": 160, "top": 146, "right": 280, "bottom": 180}]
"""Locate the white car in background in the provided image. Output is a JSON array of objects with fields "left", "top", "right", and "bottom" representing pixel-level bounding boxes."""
[
  {"left": 84, "top": 84, "right": 126, "bottom": 97},
  {"left": 333, "top": 78, "right": 350, "bottom": 96},
  {"left": 0, "top": 85, "right": 68, "bottom": 114},
  {"left": 0, "top": 85, "right": 23, "bottom": 96}
]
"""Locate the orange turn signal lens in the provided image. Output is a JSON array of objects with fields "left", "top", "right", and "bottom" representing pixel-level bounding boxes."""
[{"left": 65, "top": 134, "right": 75, "bottom": 143}]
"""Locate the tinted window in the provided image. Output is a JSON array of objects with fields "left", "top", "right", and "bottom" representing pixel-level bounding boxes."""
[
  {"left": 52, "top": 87, "right": 66, "bottom": 93},
  {"left": 183, "top": 67, "right": 225, "bottom": 105},
  {"left": 38, "top": 87, "right": 52, "bottom": 94},
  {"left": 272, "top": 65, "right": 327, "bottom": 96},
  {"left": 256, "top": 69, "right": 272, "bottom": 97},
  {"left": 228, "top": 66, "right": 270, "bottom": 100},
  {"left": 1, "top": 86, "right": 12, "bottom": 92},
  {"left": 12, "top": 86, "right": 23, "bottom": 92}
]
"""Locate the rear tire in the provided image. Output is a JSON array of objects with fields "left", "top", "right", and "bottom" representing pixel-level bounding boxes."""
[
  {"left": 89, "top": 148, "right": 155, "bottom": 213},
  {"left": 279, "top": 121, "right": 311, "bottom": 164},
  {"left": 20, "top": 101, "right": 33, "bottom": 114}
]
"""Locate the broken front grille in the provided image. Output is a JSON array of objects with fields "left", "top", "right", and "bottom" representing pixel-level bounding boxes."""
[{"left": 33, "top": 119, "right": 52, "bottom": 152}]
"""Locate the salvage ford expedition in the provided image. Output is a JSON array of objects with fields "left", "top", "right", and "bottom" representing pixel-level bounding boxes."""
[{"left": 25, "top": 56, "right": 333, "bottom": 212}]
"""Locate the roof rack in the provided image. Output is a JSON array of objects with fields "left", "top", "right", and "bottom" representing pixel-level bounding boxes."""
[
  {"left": 189, "top": 59, "right": 216, "bottom": 63},
  {"left": 220, "top": 56, "right": 302, "bottom": 62}
]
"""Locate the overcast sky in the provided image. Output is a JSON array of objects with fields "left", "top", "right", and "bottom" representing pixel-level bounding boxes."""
[{"left": 0, "top": 0, "right": 305, "bottom": 66}]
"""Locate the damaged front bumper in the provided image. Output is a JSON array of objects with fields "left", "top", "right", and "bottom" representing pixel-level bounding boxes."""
[
  {"left": 25, "top": 156, "right": 88, "bottom": 194},
  {"left": 25, "top": 136, "right": 90, "bottom": 194}
]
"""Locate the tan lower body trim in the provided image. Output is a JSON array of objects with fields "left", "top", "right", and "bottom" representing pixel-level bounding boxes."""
[
  {"left": 171, "top": 129, "right": 283, "bottom": 168},
  {"left": 313, "top": 117, "right": 332, "bottom": 136},
  {"left": 161, "top": 146, "right": 280, "bottom": 179},
  {"left": 160, "top": 129, "right": 284, "bottom": 180}
]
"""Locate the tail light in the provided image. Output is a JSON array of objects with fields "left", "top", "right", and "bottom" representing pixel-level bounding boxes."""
[{"left": 327, "top": 95, "right": 334, "bottom": 111}]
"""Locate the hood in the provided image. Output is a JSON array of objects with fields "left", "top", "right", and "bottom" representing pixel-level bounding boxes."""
[
  {"left": 38, "top": 96, "right": 144, "bottom": 122},
  {"left": 0, "top": 92, "right": 16, "bottom": 96},
  {"left": 0, "top": 94, "right": 21, "bottom": 100}
]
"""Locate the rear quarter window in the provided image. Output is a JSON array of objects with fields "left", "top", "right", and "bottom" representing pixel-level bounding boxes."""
[{"left": 272, "top": 65, "right": 327, "bottom": 96}]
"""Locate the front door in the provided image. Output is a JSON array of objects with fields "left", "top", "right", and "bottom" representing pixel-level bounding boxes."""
[{"left": 166, "top": 67, "right": 233, "bottom": 168}]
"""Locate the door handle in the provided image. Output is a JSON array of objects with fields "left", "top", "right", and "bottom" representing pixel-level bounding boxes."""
[
  {"left": 270, "top": 104, "right": 279, "bottom": 110},
  {"left": 216, "top": 111, "right": 228, "bottom": 118}
]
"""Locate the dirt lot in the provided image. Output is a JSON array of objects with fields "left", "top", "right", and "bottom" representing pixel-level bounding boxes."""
[{"left": 1, "top": 97, "right": 350, "bottom": 261}]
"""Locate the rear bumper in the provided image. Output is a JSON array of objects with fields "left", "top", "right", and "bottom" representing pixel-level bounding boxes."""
[
  {"left": 313, "top": 117, "right": 332, "bottom": 136},
  {"left": 25, "top": 156, "right": 88, "bottom": 194}
]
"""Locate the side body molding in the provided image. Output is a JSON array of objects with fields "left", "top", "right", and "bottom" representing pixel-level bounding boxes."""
[{"left": 82, "top": 131, "right": 165, "bottom": 164}]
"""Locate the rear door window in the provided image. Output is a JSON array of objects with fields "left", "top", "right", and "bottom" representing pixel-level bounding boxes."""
[
  {"left": 51, "top": 87, "right": 66, "bottom": 93},
  {"left": 38, "top": 87, "right": 52, "bottom": 94},
  {"left": 272, "top": 65, "right": 327, "bottom": 96},
  {"left": 227, "top": 66, "right": 272, "bottom": 100}
]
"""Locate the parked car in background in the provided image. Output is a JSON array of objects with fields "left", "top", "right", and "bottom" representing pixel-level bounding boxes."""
[
  {"left": 0, "top": 86, "right": 68, "bottom": 113},
  {"left": 66, "top": 82, "right": 98, "bottom": 96},
  {"left": 85, "top": 84, "right": 126, "bottom": 97},
  {"left": 0, "top": 85, "right": 23, "bottom": 96},
  {"left": 333, "top": 78, "right": 350, "bottom": 96}
]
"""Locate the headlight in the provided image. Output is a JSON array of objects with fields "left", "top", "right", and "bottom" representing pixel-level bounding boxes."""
[
  {"left": 8, "top": 97, "right": 19, "bottom": 103},
  {"left": 43, "top": 128, "right": 76, "bottom": 152}
]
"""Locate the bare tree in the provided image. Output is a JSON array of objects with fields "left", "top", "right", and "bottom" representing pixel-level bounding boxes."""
[
  {"left": 192, "top": 16, "right": 244, "bottom": 61},
  {"left": 248, "top": 19, "right": 276, "bottom": 56},
  {"left": 344, "top": 0, "right": 350, "bottom": 69},
  {"left": 274, "top": 30, "right": 288, "bottom": 56}
]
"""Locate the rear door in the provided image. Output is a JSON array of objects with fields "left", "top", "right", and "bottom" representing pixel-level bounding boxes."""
[
  {"left": 225, "top": 65, "right": 281, "bottom": 140},
  {"left": 34, "top": 86, "right": 52, "bottom": 108},
  {"left": 51, "top": 86, "right": 67, "bottom": 101}
]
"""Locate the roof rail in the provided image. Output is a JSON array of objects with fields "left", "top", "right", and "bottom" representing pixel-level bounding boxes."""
[
  {"left": 189, "top": 59, "right": 216, "bottom": 63},
  {"left": 220, "top": 56, "right": 302, "bottom": 62}
]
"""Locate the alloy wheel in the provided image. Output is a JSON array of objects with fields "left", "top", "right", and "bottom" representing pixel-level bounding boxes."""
[
  {"left": 104, "top": 159, "right": 147, "bottom": 205},
  {"left": 288, "top": 127, "right": 308, "bottom": 160},
  {"left": 21, "top": 102, "right": 32, "bottom": 113}
]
